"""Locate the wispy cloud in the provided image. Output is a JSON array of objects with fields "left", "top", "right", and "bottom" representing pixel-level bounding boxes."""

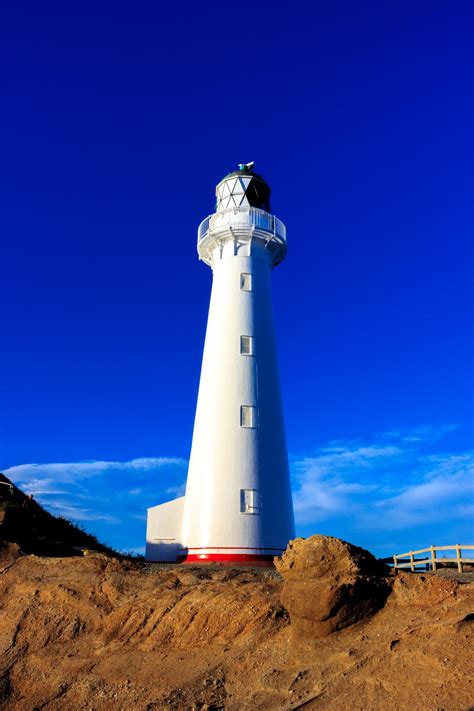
[
  {"left": 291, "top": 425, "right": 474, "bottom": 541},
  {"left": 292, "top": 444, "right": 402, "bottom": 523},
  {"left": 4, "top": 457, "right": 187, "bottom": 484},
  {"left": 3, "top": 456, "right": 188, "bottom": 552},
  {"left": 43, "top": 499, "right": 120, "bottom": 524},
  {"left": 376, "top": 424, "right": 459, "bottom": 444},
  {"left": 3, "top": 425, "right": 471, "bottom": 556},
  {"left": 369, "top": 452, "right": 474, "bottom": 529},
  {"left": 165, "top": 483, "right": 186, "bottom": 497}
]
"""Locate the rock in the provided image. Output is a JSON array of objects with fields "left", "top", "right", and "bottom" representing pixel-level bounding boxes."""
[
  {"left": 275, "top": 535, "right": 390, "bottom": 639},
  {"left": 390, "top": 571, "right": 458, "bottom": 606},
  {"left": 0, "top": 541, "right": 22, "bottom": 568}
]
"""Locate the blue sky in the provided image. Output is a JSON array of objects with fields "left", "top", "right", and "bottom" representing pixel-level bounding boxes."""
[{"left": 1, "top": 1, "right": 473, "bottom": 556}]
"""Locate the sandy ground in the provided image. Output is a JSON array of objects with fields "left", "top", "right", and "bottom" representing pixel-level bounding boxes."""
[{"left": 1, "top": 546, "right": 473, "bottom": 711}]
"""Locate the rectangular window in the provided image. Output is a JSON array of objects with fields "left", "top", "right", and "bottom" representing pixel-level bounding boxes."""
[
  {"left": 240, "top": 273, "right": 252, "bottom": 291},
  {"left": 240, "top": 335, "right": 253, "bottom": 356},
  {"left": 240, "top": 489, "right": 261, "bottom": 514},
  {"left": 240, "top": 405, "right": 256, "bottom": 428}
]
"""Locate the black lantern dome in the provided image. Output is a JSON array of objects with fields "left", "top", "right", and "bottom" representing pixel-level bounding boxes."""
[{"left": 215, "top": 162, "right": 271, "bottom": 213}]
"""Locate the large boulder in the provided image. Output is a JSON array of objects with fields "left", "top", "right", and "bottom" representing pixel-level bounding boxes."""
[{"left": 275, "top": 535, "right": 389, "bottom": 639}]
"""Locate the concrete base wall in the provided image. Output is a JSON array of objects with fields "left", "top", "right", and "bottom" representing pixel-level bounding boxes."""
[{"left": 145, "top": 497, "right": 185, "bottom": 562}]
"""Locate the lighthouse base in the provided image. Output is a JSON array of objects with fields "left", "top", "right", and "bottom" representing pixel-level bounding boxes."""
[
  {"left": 177, "top": 547, "right": 285, "bottom": 567},
  {"left": 178, "top": 553, "right": 276, "bottom": 567},
  {"left": 146, "top": 497, "right": 287, "bottom": 567}
]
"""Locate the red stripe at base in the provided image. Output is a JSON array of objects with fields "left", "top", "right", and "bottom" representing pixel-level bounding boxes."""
[{"left": 177, "top": 552, "right": 276, "bottom": 567}]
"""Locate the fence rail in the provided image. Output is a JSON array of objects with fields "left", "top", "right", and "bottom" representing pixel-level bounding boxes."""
[{"left": 381, "top": 544, "right": 474, "bottom": 573}]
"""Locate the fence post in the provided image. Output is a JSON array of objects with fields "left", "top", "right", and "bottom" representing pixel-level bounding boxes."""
[
  {"left": 456, "top": 544, "right": 463, "bottom": 573},
  {"left": 393, "top": 554, "right": 397, "bottom": 571},
  {"left": 410, "top": 551, "right": 414, "bottom": 572},
  {"left": 431, "top": 545, "right": 437, "bottom": 572}
]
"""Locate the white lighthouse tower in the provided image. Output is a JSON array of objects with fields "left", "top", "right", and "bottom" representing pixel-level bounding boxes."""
[{"left": 146, "top": 163, "right": 295, "bottom": 565}]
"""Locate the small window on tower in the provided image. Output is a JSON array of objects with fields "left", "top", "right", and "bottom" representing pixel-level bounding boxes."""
[
  {"left": 240, "top": 335, "right": 253, "bottom": 356},
  {"left": 240, "top": 489, "right": 261, "bottom": 514},
  {"left": 240, "top": 405, "right": 256, "bottom": 428},
  {"left": 240, "top": 273, "right": 252, "bottom": 291}
]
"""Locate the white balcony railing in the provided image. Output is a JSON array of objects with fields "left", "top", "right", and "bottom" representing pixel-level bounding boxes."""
[{"left": 198, "top": 206, "right": 286, "bottom": 245}]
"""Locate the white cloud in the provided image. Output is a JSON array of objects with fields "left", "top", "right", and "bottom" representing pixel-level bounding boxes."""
[
  {"left": 369, "top": 452, "right": 474, "bottom": 529},
  {"left": 43, "top": 499, "right": 120, "bottom": 524},
  {"left": 9, "top": 479, "right": 70, "bottom": 496},
  {"left": 3, "top": 456, "right": 187, "bottom": 486},
  {"left": 376, "top": 424, "right": 459, "bottom": 444},
  {"left": 292, "top": 443, "right": 404, "bottom": 523},
  {"left": 130, "top": 513, "right": 147, "bottom": 521},
  {"left": 291, "top": 425, "right": 474, "bottom": 533},
  {"left": 2, "top": 456, "right": 188, "bottom": 531},
  {"left": 4, "top": 425, "right": 471, "bottom": 550},
  {"left": 165, "top": 483, "right": 186, "bottom": 497}
]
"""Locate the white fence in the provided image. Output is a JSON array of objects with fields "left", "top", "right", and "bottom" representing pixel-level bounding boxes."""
[{"left": 386, "top": 544, "right": 474, "bottom": 573}]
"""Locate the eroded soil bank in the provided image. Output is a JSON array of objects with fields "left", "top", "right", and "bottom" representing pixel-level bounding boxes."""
[{"left": 1, "top": 538, "right": 473, "bottom": 711}]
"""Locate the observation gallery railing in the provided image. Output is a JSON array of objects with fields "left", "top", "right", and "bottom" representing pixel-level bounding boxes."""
[{"left": 198, "top": 206, "right": 286, "bottom": 245}]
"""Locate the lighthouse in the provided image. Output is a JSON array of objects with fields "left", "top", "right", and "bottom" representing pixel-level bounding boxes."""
[{"left": 146, "top": 163, "right": 295, "bottom": 565}]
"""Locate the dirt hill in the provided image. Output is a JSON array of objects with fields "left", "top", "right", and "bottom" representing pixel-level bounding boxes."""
[
  {"left": 0, "top": 478, "right": 473, "bottom": 710},
  {"left": 0, "top": 473, "right": 115, "bottom": 557}
]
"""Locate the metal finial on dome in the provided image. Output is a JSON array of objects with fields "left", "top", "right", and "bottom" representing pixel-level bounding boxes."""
[{"left": 238, "top": 161, "right": 254, "bottom": 172}]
